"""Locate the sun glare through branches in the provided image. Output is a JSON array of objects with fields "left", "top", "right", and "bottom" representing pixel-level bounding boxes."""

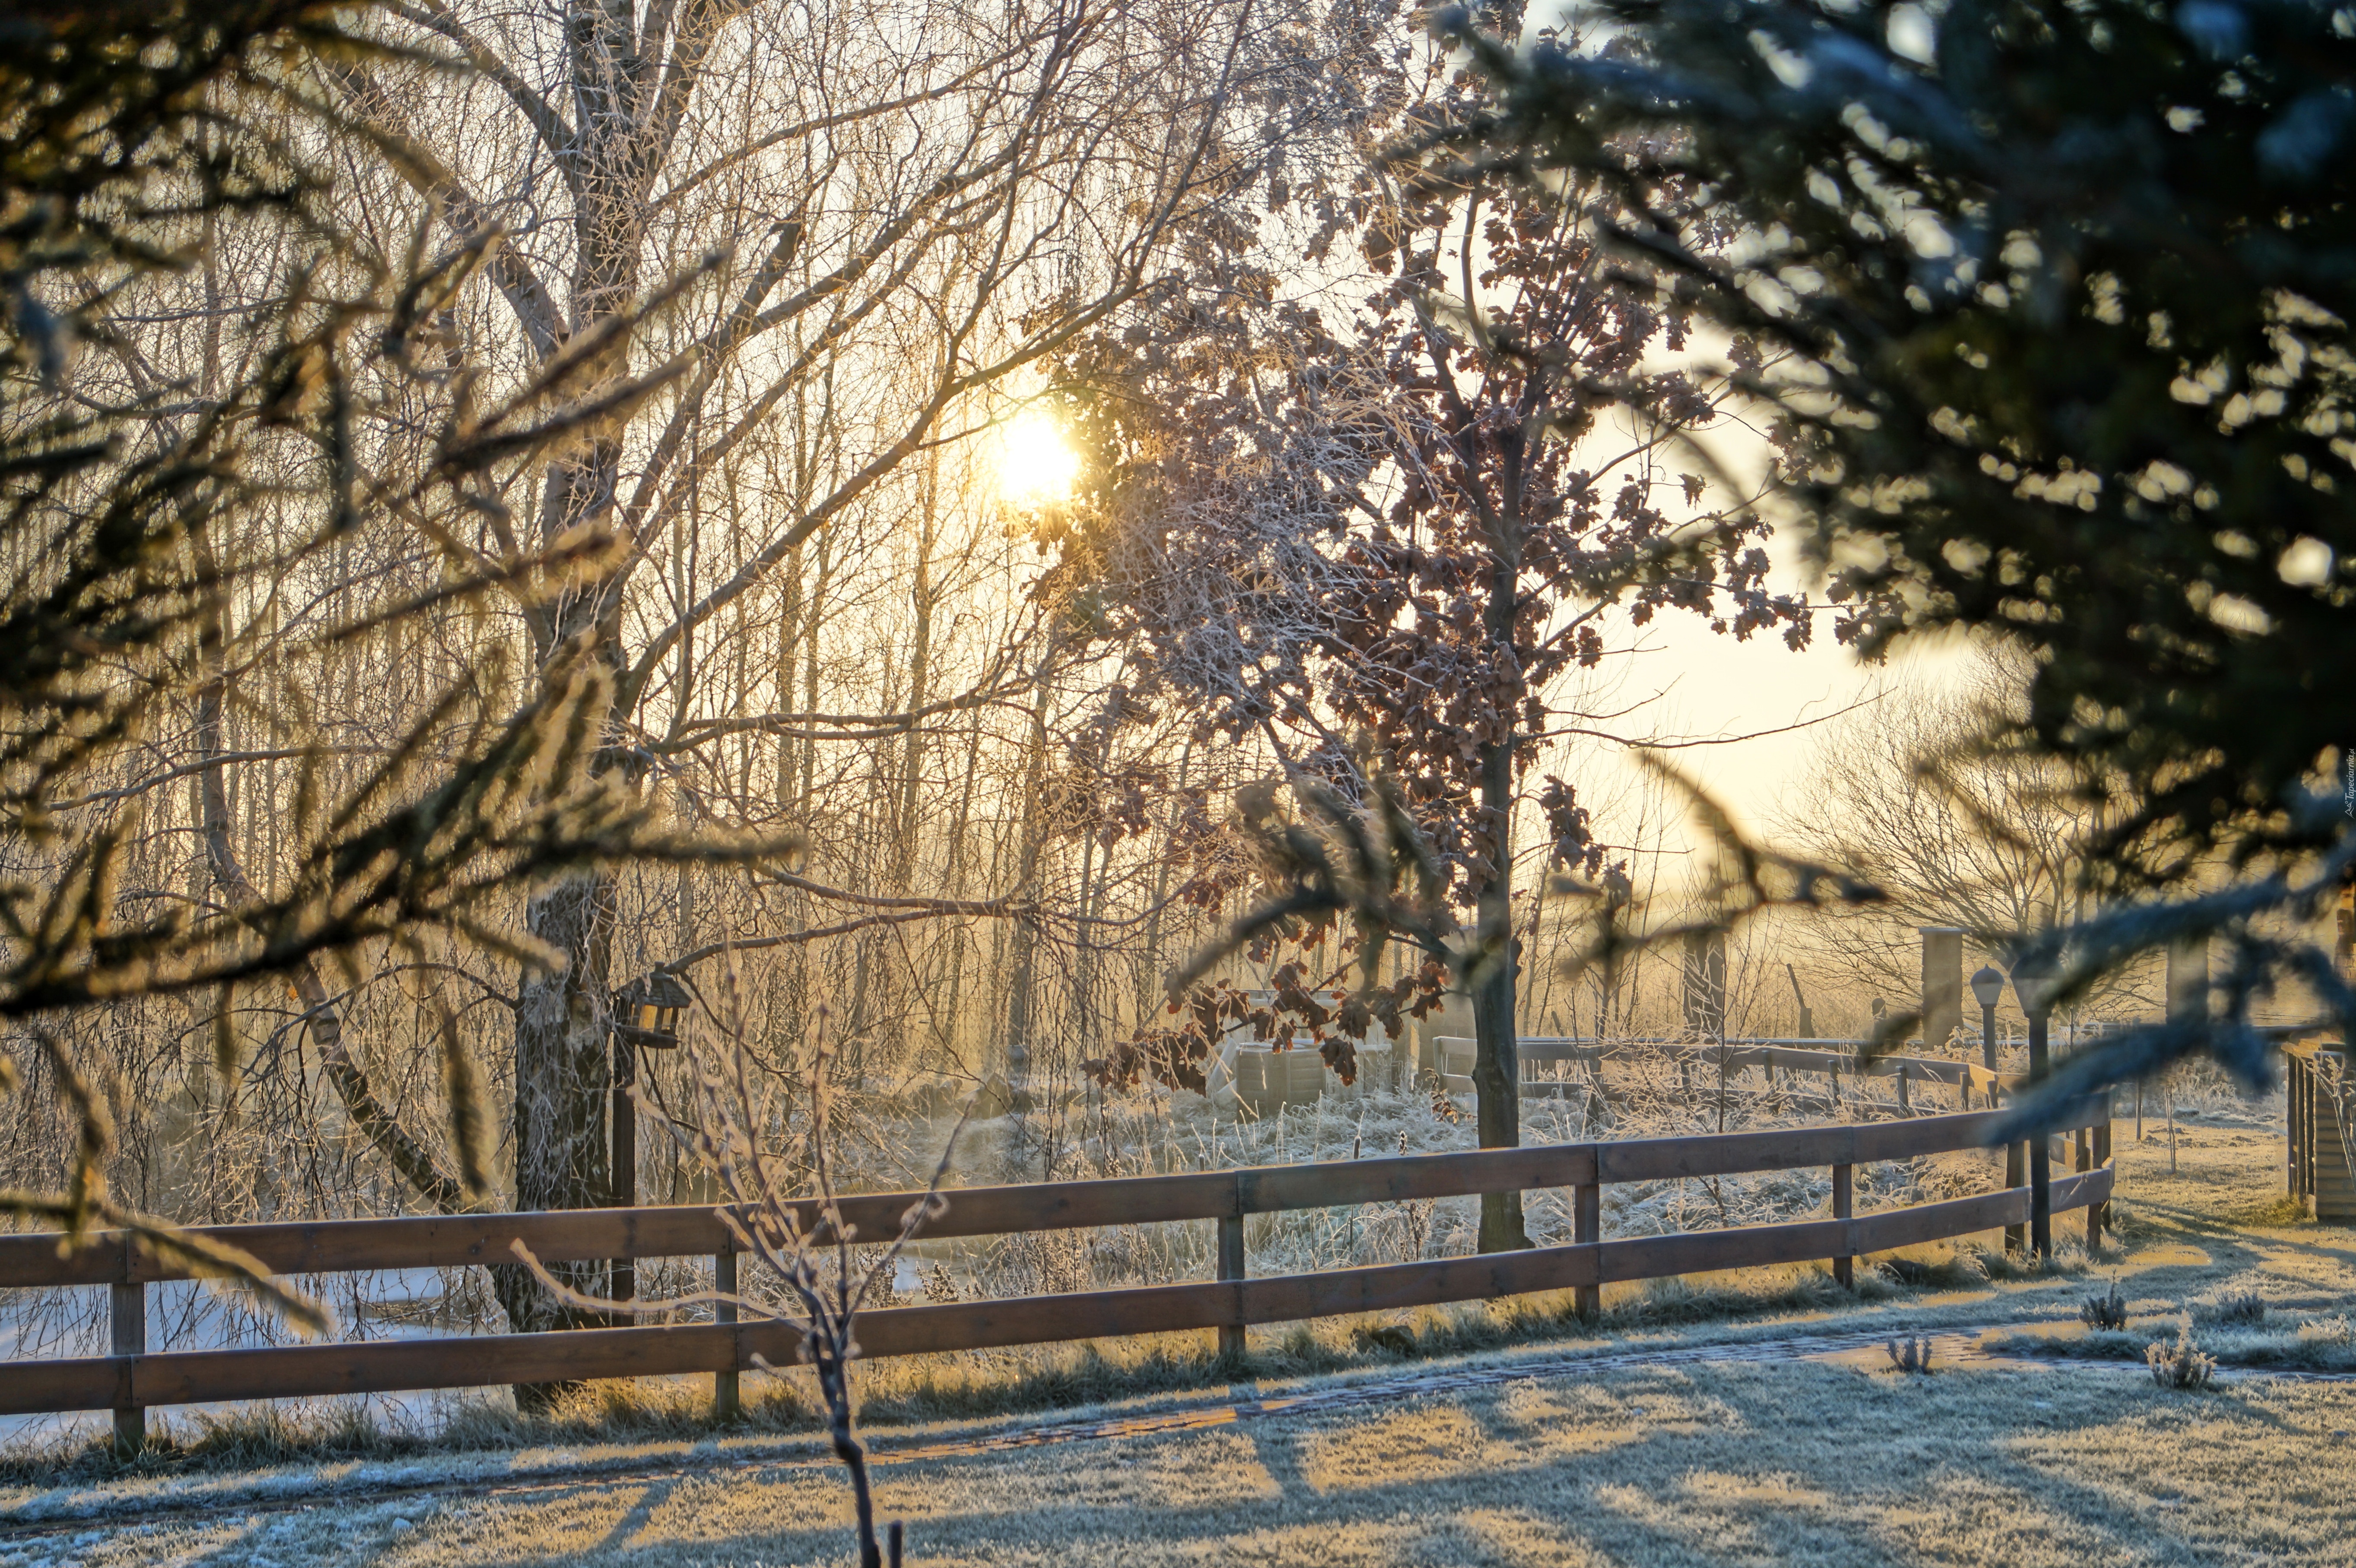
[{"left": 993, "top": 411, "right": 1080, "bottom": 509}]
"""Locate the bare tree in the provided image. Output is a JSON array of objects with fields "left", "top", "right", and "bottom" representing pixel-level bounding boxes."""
[
  {"left": 513, "top": 984, "right": 955, "bottom": 1568},
  {"left": 145, "top": 0, "right": 1352, "bottom": 1351},
  {"left": 1068, "top": 21, "right": 1807, "bottom": 1250},
  {"left": 1777, "top": 648, "right": 2156, "bottom": 1028}
]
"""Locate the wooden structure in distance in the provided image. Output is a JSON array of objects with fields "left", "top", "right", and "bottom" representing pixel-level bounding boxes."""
[{"left": 2287, "top": 1038, "right": 2356, "bottom": 1220}]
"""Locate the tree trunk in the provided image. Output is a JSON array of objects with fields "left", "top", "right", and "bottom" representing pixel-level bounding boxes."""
[
  {"left": 501, "top": 432, "right": 630, "bottom": 1392},
  {"left": 925, "top": 723, "right": 986, "bottom": 1069},
  {"left": 775, "top": 537, "right": 804, "bottom": 809},
  {"left": 1472, "top": 732, "right": 1530, "bottom": 1252},
  {"left": 999, "top": 643, "right": 1060, "bottom": 1121},
  {"left": 496, "top": 28, "right": 649, "bottom": 1376},
  {"left": 1136, "top": 741, "right": 1196, "bottom": 1027},
  {"left": 893, "top": 495, "right": 936, "bottom": 891},
  {"left": 1470, "top": 409, "right": 1531, "bottom": 1252},
  {"left": 495, "top": 859, "right": 622, "bottom": 1421},
  {"left": 500, "top": 721, "right": 625, "bottom": 1357}
]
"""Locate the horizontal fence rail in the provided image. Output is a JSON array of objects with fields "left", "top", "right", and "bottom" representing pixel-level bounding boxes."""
[
  {"left": 1469, "top": 1037, "right": 2016, "bottom": 1098},
  {"left": 0, "top": 1102, "right": 2113, "bottom": 1423}
]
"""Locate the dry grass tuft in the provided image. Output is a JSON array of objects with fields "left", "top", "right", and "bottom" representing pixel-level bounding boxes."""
[
  {"left": 2147, "top": 1317, "right": 2217, "bottom": 1391},
  {"left": 2213, "top": 1290, "right": 2267, "bottom": 1326},
  {"left": 1882, "top": 1335, "right": 1933, "bottom": 1373},
  {"left": 1972, "top": 1241, "right": 2095, "bottom": 1282},
  {"left": 0, "top": 1401, "right": 431, "bottom": 1488},
  {"left": 1991, "top": 1312, "right": 2356, "bottom": 1376},
  {"left": 1872, "top": 1243, "right": 1991, "bottom": 1290},
  {"left": 2080, "top": 1278, "right": 2128, "bottom": 1331}
]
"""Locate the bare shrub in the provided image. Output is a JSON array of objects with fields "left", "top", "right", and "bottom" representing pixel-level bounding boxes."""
[
  {"left": 1399, "top": 1198, "right": 1434, "bottom": 1263},
  {"left": 2214, "top": 1292, "right": 2266, "bottom": 1326}
]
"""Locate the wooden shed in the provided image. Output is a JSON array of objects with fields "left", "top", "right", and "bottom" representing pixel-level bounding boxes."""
[{"left": 2287, "top": 1039, "right": 2356, "bottom": 1221}]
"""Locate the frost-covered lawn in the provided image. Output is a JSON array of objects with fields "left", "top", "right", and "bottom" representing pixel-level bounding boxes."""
[
  {"left": 8, "top": 1091, "right": 2355, "bottom": 1565},
  {"left": 19, "top": 1354, "right": 2356, "bottom": 1567}
]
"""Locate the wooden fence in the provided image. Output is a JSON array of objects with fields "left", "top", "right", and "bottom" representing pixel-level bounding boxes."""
[
  {"left": 1450, "top": 1037, "right": 2013, "bottom": 1112},
  {"left": 0, "top": 1102, "right": 2112, "bottom": 1448}
]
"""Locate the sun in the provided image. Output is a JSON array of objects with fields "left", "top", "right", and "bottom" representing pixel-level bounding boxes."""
[{"left": 994, "top": 411, "right": 1080, "bottom": 508}]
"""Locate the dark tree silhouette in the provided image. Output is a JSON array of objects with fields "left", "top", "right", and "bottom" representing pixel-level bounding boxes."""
[
  {"left": 0, "top": 0, "right": 748, "bottom": 1291},
  {"left": 1425, "top": 0, "right": 2356, "bottom": 1102}
]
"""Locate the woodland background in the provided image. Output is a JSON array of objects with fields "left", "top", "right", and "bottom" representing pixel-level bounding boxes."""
[{"left": 1, "top": 0, "right": 2302, "bottom": 1369}]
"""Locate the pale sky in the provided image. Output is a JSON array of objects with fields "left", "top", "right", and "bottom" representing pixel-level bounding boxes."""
[
  {"left": 1559, "top": 522, "right": 1974, "bottom": 870},
  {"left": 1628, "top": 579, "right": 1968, "bottom": 833},
  {"left": 1556, "top": 381, "right": 1975, "bottom": 853}
]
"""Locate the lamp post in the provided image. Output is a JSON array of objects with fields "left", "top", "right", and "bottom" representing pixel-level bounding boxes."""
[
  {"left": 1969, "top": 965, "right": 2005, "bottom": 1077},
  {"left": 610, "top": 972, "right": 689, "bottom": 1309},
  {"left": 2011, "top": 956, "right": 2060, "bottom": 1261}
]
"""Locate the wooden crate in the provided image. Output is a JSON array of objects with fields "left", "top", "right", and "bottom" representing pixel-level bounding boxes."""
[
  {"left": 1229, "top": 1044, "right": 1332, "bottom": 1116},
  {"left": 1430, "top": 1035, "right": 1477, "bottom": 1095}
]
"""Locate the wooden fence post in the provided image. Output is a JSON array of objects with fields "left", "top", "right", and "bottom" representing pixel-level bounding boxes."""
[
  {"left": 2004, "top": 1138, "right": 2026, "bottom": 1253},
  {"left": 1574, "top": 1178, "right": 1600, "bottom": 1321},
  {"left": 2096, "top": 1106, "right": 2113, "bottom": 1242},
  {"left": 1897, "top": 1064, "right": 1910, "bottom": 1115},
  {"left": 2074, "top": 1124, "right": 2089, "bottom": 1250},
  {"left": 2081, "top": 1106, "right": 2112, "bottom": 1250},
  {"left": 612, "top": 1037, "right": 637, "bottom": 1315},
  {"left": 1831, "top": 1163, "right": 1853, "bottom": 1288},
  {"left": 109, "top": 1280, "right": 145, "bottom": 1454},
  {"left": 1216, "top": 1214, "right": 1247, "bottom": 1359},
  {"left": 2289, "top": 1058, "right": 2302, "bottom": 1203},
  {"left": 713, "top": 1248, "right": 739, "bottom": 1422},
  {"left": 2030, "top": 1132, "right": 2053, "bottom": 1262},
  {"left": 2027, "top": 1011, "right": 2052, "bottom": 1261}
]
